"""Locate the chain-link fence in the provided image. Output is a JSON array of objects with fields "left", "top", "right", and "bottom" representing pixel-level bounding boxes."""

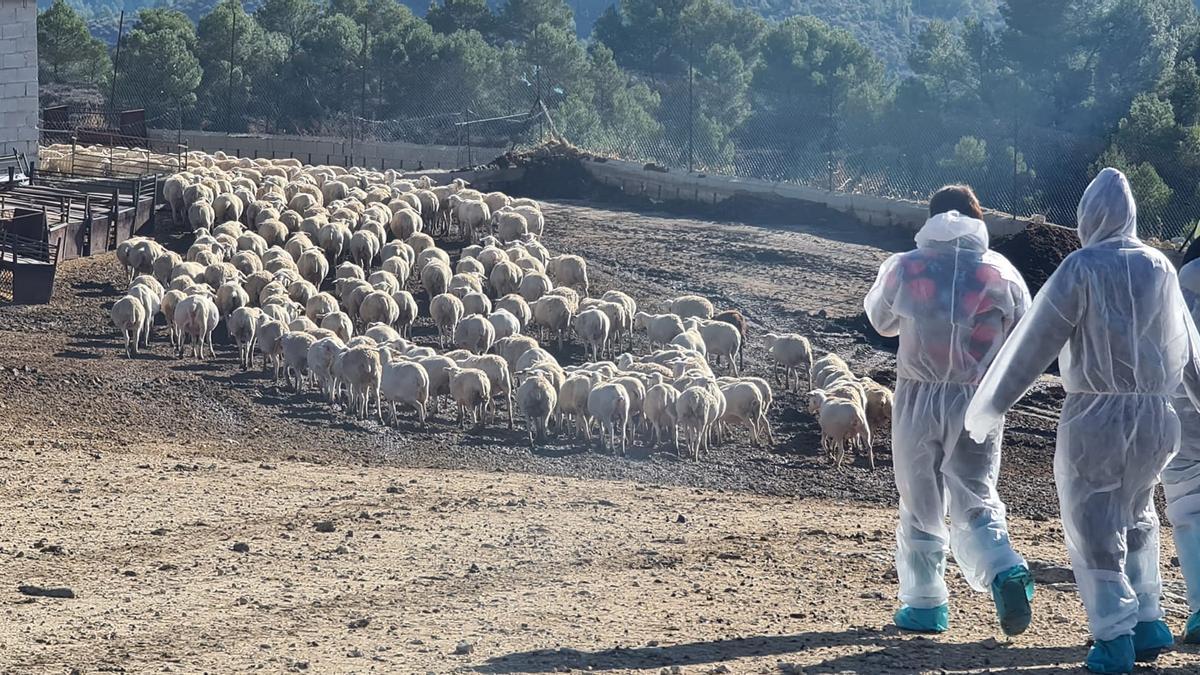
[{"left": 46, "top": 6, "right": 1200, "bottom": 244}]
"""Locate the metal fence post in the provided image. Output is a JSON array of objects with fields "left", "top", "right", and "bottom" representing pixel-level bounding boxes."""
[
  {"left": 109, "top": 11, "right": 125, "bottom": 111},
  {"left": 687, "top": 41, "right": 695, "bottom": 174},
  {"left": 226, "top": 2, "right": 239, "bottom": 133}
]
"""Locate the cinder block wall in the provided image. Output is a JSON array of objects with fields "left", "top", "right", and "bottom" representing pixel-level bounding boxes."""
[{"left": 0, "top": 0, "right": 38, "bottom": 168}]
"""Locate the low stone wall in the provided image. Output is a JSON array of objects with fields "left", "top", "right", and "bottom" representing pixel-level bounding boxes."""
[
  {"left": 148, "top": 129, "right": 505, "bottom": 172},
  {"left": 405, "top": 157, "right": 1036, "bottom": 239}
]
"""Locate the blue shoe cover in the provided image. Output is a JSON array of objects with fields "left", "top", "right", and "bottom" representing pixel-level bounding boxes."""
[
  {"left": 893, "top": 604, "right": 949, "bottom": 633},
  {"left": 1086, "top": 636, "right": 1134, "bottom": 674},
  {"left": 1183, "top": 610, "right": 1200, "bottom": 644},
  {"left": 1132, "top": 620, "right": 1172, "bottom": 662},
  {"left": 991, "top": 564, "right": 1034, "bottom": 636}
]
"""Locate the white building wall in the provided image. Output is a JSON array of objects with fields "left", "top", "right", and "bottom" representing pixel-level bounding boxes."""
[{"left": 0, "top": 0, "right": 38, "bottom": 168}]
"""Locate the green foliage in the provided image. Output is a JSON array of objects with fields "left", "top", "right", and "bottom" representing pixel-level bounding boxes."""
[
  {"left": 1092, "top": 145, "right": 1174, "bottom": 229},
  {"left": 116, "top": 18, "right": 203, "bottom": 118},
  {"left": 38, "top": 0, "right": 111, "bottom": 87},
  {"left": 939, "top": 136, "right": 987, "bottom": 170},
  {"left": 426, "top": 0, "right": 495, "bottom": 36}
]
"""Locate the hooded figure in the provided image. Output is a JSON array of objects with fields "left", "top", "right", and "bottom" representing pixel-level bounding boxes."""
[
  {"left": 865, "top": 201, "right": 1035, "bottom": 637},
  {"left": 965, "top": 168, "right": 1200, "bottom": 673},
  {"left": 1163, "top": 257, "right": 1200, "bottom": 644}
]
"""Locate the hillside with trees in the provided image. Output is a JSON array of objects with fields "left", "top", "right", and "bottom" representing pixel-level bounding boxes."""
[{"left": 34, "top": 0, "right": 1200, "bottom": 238}]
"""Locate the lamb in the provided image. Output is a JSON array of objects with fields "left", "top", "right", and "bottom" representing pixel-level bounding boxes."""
[
  {"left": 453, "top": 315, "right": 496, "bottom": 354},
  {"left": 388, "top": 208, "right": 423, "bottom": 241},
  {"left": 340, "top": 344, "right": 383, "bottom": 421},
  {"left": 547, "top": 254, "right": 589, "bottom": 296},
  {"left": 487, "top": 308, "right": 522, "bottom": 340},
  {"left": 495, "top": 294, "right": 531, "bottom": 329},
  {"left": 305, "top": 292, "right": 340, "bottom": 324},
  {"left": 358, "top": 290, "right": 400, "bottom": 330},
  {"left": 380, "top": 356, "right": 429, "bottom": 426},
  {"left": 159, "top": 289, "right": 187, "bottom": 348},
  {"left": 447, "top": 365, "right": 491, "bottom": 427},
  {"left": 713, "top": 309, "right": 749, "bottom": 371},
  {"left": 392, "top": 290, "right": 418, "bottom": 338},
  {"left": 125, "top": 284, "right": 161, "bottom": 348},
  {"left": 671, "top": 326, "right": 707, "bottom": 357},
  {"left": 634, "top": 312, "right": 685, "bottom": 349},
  {"left": 531, "top": 294, "right": 574, "bottom": 351},
  {"left": 859, "top": 377, "right": 894, "bottom": 441},
  {"left": 421, "top": 260, "right": 452, "bottom": 299},
  {"left": 670, "top": 294, "right": 715, "bottom": 320},
  {"left": 256, "top": 319, "right": 288, "bottom": 380},
  {"left": 516, "top": 370, "right": 557, "bottom": 447},
  {"left": 320, "top": 311, "right": 354, "bottom": 343},
  {"left": 221, "top": 305, "right": 259, "bottom": 369},
  {"left": 676, "top": 385, "right": 718, "bottom": 460},
  {"left": 643, "top": 383, "right": 679, "bottom": 450},
  {"left": 686, "top": 318, "right": 743, "bottom": 375},
  {"left": 460, "top": 291, "right": 492, "bottom": 317},
  {"left": 459, "top": 354, "right": 514, "bottom": 429},
  {"left": 518, "top": 272, "right": 553, "bottom": 303},
  {"left": 489, "top": 260, "right": 523, "bottom": 299},
  {"left": 717, "top": 381, "right": 768, "bottom": 447},
  {"left": 110, "top": 295, "right": 147, "bottom": 358},
  {"left": 587, "top": 382, "right": 630, "bottom": 455},
  {"left": 808, "top": 389, "right": 872, "bottom": 469},
  {"left": 763, "top": 332, "right": 814, "bottom": 392},
  {"left": 298, "top": 248, "right": 329, "bottom": 286},
  {"left": 348, "top": 229, "right": 381, "bottom": 269},
  {"left": 430, "top": 292, "right": 464, "bottom": 348},
  {"left": 307, "top": 336, "right": 345, "bottom": 402},
  {"left": 173, "top": 294, "right": 219, "bottom": 359},
  {"left": 574, "top": 308, "right": 611, "bottom": 362}
]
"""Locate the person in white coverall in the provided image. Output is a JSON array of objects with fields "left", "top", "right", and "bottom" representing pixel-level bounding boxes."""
[
  {"left": 964, "top": 168, "right": 1200, "bottom": 674},
  {"left": 1165, "top": 256, "right": 1200, "bottom": 643},
  {"left": 864, "top": 184, "right": 1035, "bottom": 637}
]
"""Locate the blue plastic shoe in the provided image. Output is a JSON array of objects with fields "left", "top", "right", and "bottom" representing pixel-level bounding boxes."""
[
  {"left": 991, "top": 564, "right": 1035, "bottom": 636},
  {"left": 1086, "top": 635, "right": 1135, "bottom": 674},
  {"left": 1183, "top": 610, "right": 1200, "bottom": 644},
  {"left": 893, "top": 604, "right": 949, "bottom": 633},
  {"left": 1132, "top": 619, "right": 1173, "bottom": 662}
]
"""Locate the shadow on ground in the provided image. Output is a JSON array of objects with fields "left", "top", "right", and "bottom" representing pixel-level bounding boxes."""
[{"left": 474, "top": 629, "right": 1200, "bottom": 674}]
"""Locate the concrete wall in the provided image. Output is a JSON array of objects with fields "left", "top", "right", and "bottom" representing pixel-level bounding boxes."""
[
  {"left": 148, "top": 128, "right": 505, "bottom": 172},
  {"left": 1, "top": 0, "right": 38, "bottom": 168},
  {"left": 408, "top": 158, "right": 1037, "bottom": 239}
]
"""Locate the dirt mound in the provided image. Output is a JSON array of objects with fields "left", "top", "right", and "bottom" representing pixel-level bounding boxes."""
[
  {"left": 488, "top": 140, "right": 606, "bottom": 199},
  {"left": 992, "top": 222, "right": 1080, "bottom": 294}
]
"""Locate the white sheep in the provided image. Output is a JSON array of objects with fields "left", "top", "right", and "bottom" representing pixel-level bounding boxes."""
[
  {"left": 320, "top": 311, "right": 354, "bottom": 343},
  {"left": 686, "top": 318, "right": 742, "bottom": 375},
  {"left": 110, "top": 295, "right": 147, "bottom": 357},
  {"left": 495, "top": 294, "right": 532, "bottom": 329},
  {"left": 547, "top": 254, "right": 589, "bottom": 296},
  {"left": 764, "top": 333, "right": 814, "bottom": 392},
  {"left": 670, "top": 294, "right": 714, "bottom": 320},
  {"left": 643, "top": 383, "right": 679, "bottom": 450},
  {"left": 518, "top": 272, "right": 553, "bottom": 303},
  {"left": 173, "top": 294, "right": 219, "bottom": 359},
  {"left": 635, "top": 312, "right": 685, "bottom": 349},
  {"left": 808, "top": 389, "right": 872, "bottom": 469},
  {"left": 430, "top": 292, "right": 464, "bottom": 349},
  {"left": 516, "top": 370, "right": 557, "bottom": 447},
  {"left": 421, "top": 260, "right": 452, "bottom": 299},
  {"left": 447, "top": 365, "right": 491, "bottom": 427},
  {"left": 574, "top": 308, "right": 611, "bottom": 361},
  {"left": 393, "top": 290, "right": 418, "bottom": 338},
  {"left": 380, "top": 356, "right": 429, "bottom": 426},
  {"left": 257, "top": 319, "right": 288, "bottom": 380},
  {"left": 676, "top": 385, "right": 719, "bottom": 460},
  {"left": 341, "top": 344, "right": 382, "bottom": 421},
  {"left": 222, "top": 307, "right": 258, "bottom": 369},
  {"left": 487, "top": 308, "right": 522, "bottom": 340},
  {"left": 454, "top": 315, "right": 496, "bottom": 355},
  {"left": 531, "top": 294, "right": 574, "bottom": 351},
  {"left": 359, "top": 290, "right": 400, "bottom": 330},
  {"left": 461, "top": 291, "right": 492, "bottom": 317},
  {"left": 298, "top": 248, "right": 329, "bottom": 286},
  {"left": 717, "top": 381, "right": 768, "bottom": 447},
  {"left": 587, "top": 382, "right": 630, "bottom": 455}
]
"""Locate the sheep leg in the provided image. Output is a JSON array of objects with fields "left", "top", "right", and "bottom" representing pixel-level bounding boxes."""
[
  {"left": 207, "top": 331, "right": 217, "bottom": 359},
  {"left": 506, "top": 391, "right": 514, "bottom": 430}
]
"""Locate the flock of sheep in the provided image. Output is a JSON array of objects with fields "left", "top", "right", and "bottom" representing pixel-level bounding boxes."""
[
  {"left": 39, "top": 143, "right": 185, "bottom": 178},
  {"left": 105, "top": 148, "right": 893, "bottom": 464}
]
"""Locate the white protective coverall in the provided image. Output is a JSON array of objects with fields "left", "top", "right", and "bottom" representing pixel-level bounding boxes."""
[
  {"left": 965, "top": 168, "right": 1200, "bottom": 641},
  {"left": 865, "top": 209, "right": 1032, "bottom": 610},
  {"left": 1165, "top": 259, "right": 1200, "bottom": 615}
]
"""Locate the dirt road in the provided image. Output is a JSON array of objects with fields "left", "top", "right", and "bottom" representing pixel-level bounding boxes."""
[{"left": 1, "top": 440, "right": 1195, "bottom": 674}]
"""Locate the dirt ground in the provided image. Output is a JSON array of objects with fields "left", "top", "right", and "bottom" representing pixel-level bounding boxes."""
[{"left": 0, "top": 198, "right": 1191, "bottom": 672}]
